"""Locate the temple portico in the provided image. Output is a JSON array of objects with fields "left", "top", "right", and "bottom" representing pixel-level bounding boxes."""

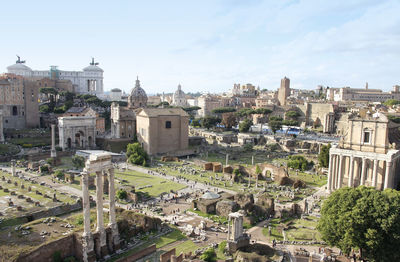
[
  {"left": 327, "top": 146, "right": 400, "bottom": 191},
  {"left": 327, "top": 112, "right": 400, "bottom": 192}
]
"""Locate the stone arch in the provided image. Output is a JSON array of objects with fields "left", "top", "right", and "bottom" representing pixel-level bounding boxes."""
[{"left": 67, "top": 138, "right": 72, "bottom": 149}]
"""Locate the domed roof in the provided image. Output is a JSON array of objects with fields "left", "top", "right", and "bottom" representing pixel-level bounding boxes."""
[
  {"left": 130, "top": 77, "right": 147, "bottom": 98},
  {"left": 83, "top": 58, "right": 103, "bottom": 72},
  {"left": 201, "top": 191, "right": 220, "bottom": 200},
  {"left": 7, "top": 63, "right": 32, "bottom": 72},
  {"left": 174, "top": 84, "right": 185, "bottom": 97}
]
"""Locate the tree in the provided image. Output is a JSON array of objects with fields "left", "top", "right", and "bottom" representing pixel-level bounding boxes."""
[
  {"left": 126, "top": 142, "right": 149, "bottom": 166},
  {"left": 221, "top": 112, "right": 237, "bottom": 129},
  {"left": 287, "top": 155, "right": 313, "bottom": 171},
  {"left": 285, "top": 110, "right": 300, "bottom": 119},
  {"left": 384, "top": 99, "right": 400, "bottom": 107},
  {"left": 182, "top": 106, "right": 201, "bottom": 119},
  {"left": 39, "top": 105, "right": 51, "bottom": 113},
  {"left": 239, "top": 119, "right": 253, "bottom": 132},
  {"left": 255, "top": 108, "right": 272, "bottom": 115},
  {"left": 201, "top": 116, "right": 220, "bottom": 129},
  {"left": 200, "top": 248, "right": 217, "bottom": 262},
  {"left": 387, "top": 115, "right": 400, "bottom": 124},
  {"left": 269, "top": 119, "right": 282, "bottom": 133},
  {"left": 211, "top": 107, "right": 236, "bottom": 114},
  {"left": 72, "top": 155, "right": 85, "bottom": 169},
  {"left": 318, "top": 144, "right": 331, "bottom": 168},
  {"left": 116, "top": 189, "right": 128, "bottom": 200},
  {"left": 317, "top": 187, "right": 400, "bottom": 261},
  {"left": 255, "top": 165, "right": 261, "bottom": 174}
]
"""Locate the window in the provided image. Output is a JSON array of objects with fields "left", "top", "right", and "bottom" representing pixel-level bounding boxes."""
[
  {"left": 166, "top": 121, "right": 171, "bottom": 128},
  {"left": 363, "top": 131, "right": 371, "bottom": 144}
]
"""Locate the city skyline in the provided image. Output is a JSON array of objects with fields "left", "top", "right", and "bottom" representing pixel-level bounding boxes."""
[{"left": 0, "top": 0, "right": 399, "bottom": 94}]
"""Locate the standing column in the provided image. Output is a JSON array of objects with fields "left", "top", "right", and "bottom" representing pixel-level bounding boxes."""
[
  {"left": 384, "top": 161, "right": 392, "bottom": 189},
  {"left": 226, "top": 154, "right": 229, "bottom": 166},
  {"left": 11, "top": 160, "right": 16, "bottom": 177},
  {"left": 251, "top": 155, "right": 254, "bottom": 166},
  {"left": 360, "top": 158, "right": 366, "bottom": 186},
  {"left": 331, "top": 155, "right": 337, "bottom": 190},
  {"left": 337, "top": 155, "right": 343, "bottom": 189},
  {"left": 51, "top": 124, "right": 57, "bottom": 158},
  {"left": 95, "top": 171, "right": 107, "bottom": 256},
  {"left": 348, "top": 156, "right": 354, "bottom": 187},
  {"left": 81, "top": 171, "right": 94, "bottom": 262},
  {"left": 227, "top": 217, "right": 231, "bottom": 241},
  {"left": 107, "top": 168, "right": 120, "bottom": 249},
  {"left": 327, "top": 153, "right": 333, "bottom": 191},
  {"left": 335, "top": 155, "right": 340, "bottom": 189},
  {"left": 372, "top": 159, "right": 378, "bottom": 188}
]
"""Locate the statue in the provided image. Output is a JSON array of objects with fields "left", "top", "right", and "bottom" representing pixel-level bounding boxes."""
[
  {"left": 16, "top": 55, "right": 26, "bottom": 64},
  {"left": 90, "top": 57, "right": 99, "bottom": 66}
]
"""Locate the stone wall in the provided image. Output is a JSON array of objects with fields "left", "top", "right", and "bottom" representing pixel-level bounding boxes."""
[
  {"left": 160, "top": 248, "right": 176, "bottom": 262},
  {"left": 116, "top": 244, "right": 156, "bottom": 262}
]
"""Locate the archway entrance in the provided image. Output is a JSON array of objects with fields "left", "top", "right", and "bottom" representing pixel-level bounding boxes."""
[
  {"left": 67, "top": 138, "right": 72, "bottom": 149},
  {"left": 75, "top": 131, "right": 85, "bottom": 148},
  {"left": 88, "top": 136, "right": 92, "bottom": 148}
]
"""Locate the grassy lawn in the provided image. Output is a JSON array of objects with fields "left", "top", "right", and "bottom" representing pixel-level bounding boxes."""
[
  {"left": 200, "top": 152, "right": 272, "bottom": 166},
  {"left": 188, "top": 209, "right": 228, "bottom": 224},
  {"left": 288, "top": 170, "right": 327, "bottom": 187},
  {"left": 174, "top": 240, "right": 198, "bottom": 255},
  {"left": 9, "top": 136, "right": 52, "bottom": 147},
  {"left": 115, "top": 170, "right": 187, "bottom": 197}
]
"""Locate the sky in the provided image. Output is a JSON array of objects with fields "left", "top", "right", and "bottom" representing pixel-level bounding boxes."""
[{"left": 0, "top": 0, "right": 399, "bottom": 94}]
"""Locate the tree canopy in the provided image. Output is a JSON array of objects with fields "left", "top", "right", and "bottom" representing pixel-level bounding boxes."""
[
  {"left": 317, "top": 187, "right": 400, "bottom": 261},
  {"left": 201, "top": 116, "right": 221, "bottom": 129},
  {"left": 211, "top": 107, "right": 236, "bottom": 114},
  {"left": 318, "top": 144, "right": 331, "bottom": 168},
  {"left": 239, "top": 118, "right": 253, "bottom": 132},
  {"left": 285, "top": 110, "right": 300, "bottom": 119},
  {"left": 221, "top": 112, "right": 237, "bottom": 129},
  {"left": 126, "top": 142, "right": 149, "bottom": 167},
  {"left": 384, "top": 99, "right": 400, "bottom": 107}
]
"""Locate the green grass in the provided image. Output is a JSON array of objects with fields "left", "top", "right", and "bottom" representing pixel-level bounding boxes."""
[
  {"left": 115, "top": 170, "right": 187, "bottom": 197},
  {"left": 188, "top": 209, "right": 228, "bottom": 224},
  {"left": 216, "top": 240, "right": 227, "bottom": 260},
  {"left": 174, "top": 240, "right": 198, "bottom": 255},
  {"left": 9, "top": 136, "right": 51, "bottom": 147},
  {"left": 288, "top": 170, "right": 327, "bottom": 187},
  {"left": 0, "top": 144, "right": 20, "bottom": 155}
]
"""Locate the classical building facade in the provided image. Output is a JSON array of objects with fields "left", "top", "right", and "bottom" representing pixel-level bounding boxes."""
[
  {"left": 7, "top": 57, "right": 104, "bottom": 95},
  {"left": 327, "top": 113, "right": 400, "bottom": 192},
  {"left": 136, "top": 108, "right": 189, "bottom": 155},
  {"left": 0, "top": 74, "right": 40, "bottom": 129},
  {"left": 64, "top": 107, "right": 105, "bottom": 135},
  {"left": 278, "top": 77, "right": 290, "bottom": 106},
  {"left": 172, "top": 84, "right": 188, "bottom": 107},
  {"left": 326, "top": 85, "right": 400, "bottom": 103},
  {"left": 58, "top": 116, "right": 96, "bottom": 150}
]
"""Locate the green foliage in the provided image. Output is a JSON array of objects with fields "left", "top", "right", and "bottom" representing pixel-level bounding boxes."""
[
  {"left": 39, "top": 105, "right": 51, "bottom": 113},
  {"left": 200, "top": 248, "right": 217, "bottom": 262},
  {"left": 46, "top": 158, "right": 54, "bottom": 166},
  {"left": 52, "top": 250, "right": 62, "bottom": 262},
  {"left": 40, "top": 87, "right": 58, "bottom": 95},
  {"left": 285, "top": 110, "right": 300, "bottom": 119},
  {"left": 287, "top": 155, "right": 313, "bottom": 171},
  {"left": 318, "top": 144, "right": 331, "bottom": 168},
  {"left": 116, "top": 189, "right": 128, "bottom": 200},
  {"left": 239, "top": 118, "right": 253, "bottom": 132},
  {"left": 54, "top": 170, "right": 64, "bottom": 180},
  {"left": 387, "top": 115, "right": 400, "bottom": 124},
  {"left": 126, "top": 142, "right": 149, "bottom": 166},
  {"left": 255, "top": 108, "right": 272, "bottom": 115},
  {"left": 243, "top": 143, "right": 253, "bottom": 152},
  {"left": 190, "top": 118, "right": 202, "bottom": 127},
  {"left": 384, "top": 99, "right": 400, "bottom": 107},
  {"left": 317, "top": 187, "right": 400, "bottom": 261},
  {"left": 269, "top": 116, "right": 283, "bottom": 121},
  {"left": 269, "top": 120, "right": 282, "bottom": 133},
  {"left": 72, "top": 155, "right": 85, "bottom": 169},
  {"left": 40, "top": 165, "right": 49, "bottom": 173},
  {"left": 233, "top": 168, "right": 240, "bottom": 176},
  {"left": 59, "top": 91, "right": 75, "bottom": 101},
  {"left": 255, "top": 165, "right": 261, "bottom": 174},
  {"left": 218, "top": 240, "right": 227, "bottom": 253},
  {"left": 182, "top": 106, "right": 201, "bottom": 112},
  {"left": 22, "top": 143, "right": 33, "bottom": 148},
  {"left": 282, "top": 119, "right": 299, "bottom": 126},
  {"left": 201, "top": 116, "right": 221, "bottom": 129},
  {"left": 211, "top": 107, "right": 236, "bottom": 114}
]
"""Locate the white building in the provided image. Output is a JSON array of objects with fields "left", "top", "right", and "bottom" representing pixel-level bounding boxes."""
[
  {"left": 7, "top": 57, "right": 104, "bottom": 95},
  {"left": 172, "top": 84, "right": 188, "bottom": 107}
]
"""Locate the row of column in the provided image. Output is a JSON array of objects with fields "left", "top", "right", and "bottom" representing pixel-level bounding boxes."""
[
  {"left": 327, "top": 154, "right": 394, "bottom": 191},
  {"left": 227, "top": 215, "right": 243, "bottom": 242},
  {"left": 81, "top": 168, "right": 119, "bottom": 262}
]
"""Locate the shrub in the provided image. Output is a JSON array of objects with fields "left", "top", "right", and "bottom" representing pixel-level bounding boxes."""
[
  {"left": 72, "top": 155, "right": 85, "bottom": 169},
  {"left": 116, "top": 189, "right": 128, "bottom": 200}
]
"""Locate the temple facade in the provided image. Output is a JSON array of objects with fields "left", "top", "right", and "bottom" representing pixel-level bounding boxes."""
[{"left": 327, "top": 112, "right": 400, "bottom": 192}]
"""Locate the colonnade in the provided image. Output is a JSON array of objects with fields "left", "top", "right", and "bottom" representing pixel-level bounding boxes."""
[
  {"left": 81, "top": 153, "right": 119, "bottom": 262},
  {"left": 327, "top": 152, "right": 396, "bottom": 191},
  {"left": 227, "top": 212, "right": 244, "bottom": 242}
]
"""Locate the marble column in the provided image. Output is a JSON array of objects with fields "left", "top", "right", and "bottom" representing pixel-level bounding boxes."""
[
  {"left": 337, "top": 155, "right": 343, "bottom": 189},
  {"left": 11, "top": 160, "right": 16, "bottom": 177},
  {"left": 226, "top": 154, "right": 229, "bottom": 166},
  {"left": 95, "top": 171, "right": 107, "bottom": 256},
  {"left": 331, "top": 155, "right": 337, "bottom": 190},
  {"left": 51, "top": 124, "right": 57, "bottom": 158},
  {"left": 348, "top": 156, "right": 354, "bottom": 187},
  {"left": 81, "top": 171, "right": 94, "bottom": 262},
  {"left": 227, "top": 218, "right": 231, "bottom": 240},
  {"left": 384, "top": 161, "right": 392, "bottom": 189},
  {"left": 360, "top": 158, "right": 366, "bottom": 186},
  {"left": 107, "top": 168, "right": 120, "bottom": 248},
  {"left": 327, "top": 154, "right": 333, "bottom": 191},
  {"left": 372, "top": 159, "right": 378, "bottom": 188}
]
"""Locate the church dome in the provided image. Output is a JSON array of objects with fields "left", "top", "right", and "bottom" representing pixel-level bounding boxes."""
[
  {"left": 128, "top": 77, "right": 148, "bottom": 108},
  {"left": 174, "top": 84, "right": 185, "bottom": 97},
  {"left": 131, "top": 77, "right": 147, "bottom": 98},
  {"left": 201, "top": 191, "right": 220, "bottom": 200}
]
